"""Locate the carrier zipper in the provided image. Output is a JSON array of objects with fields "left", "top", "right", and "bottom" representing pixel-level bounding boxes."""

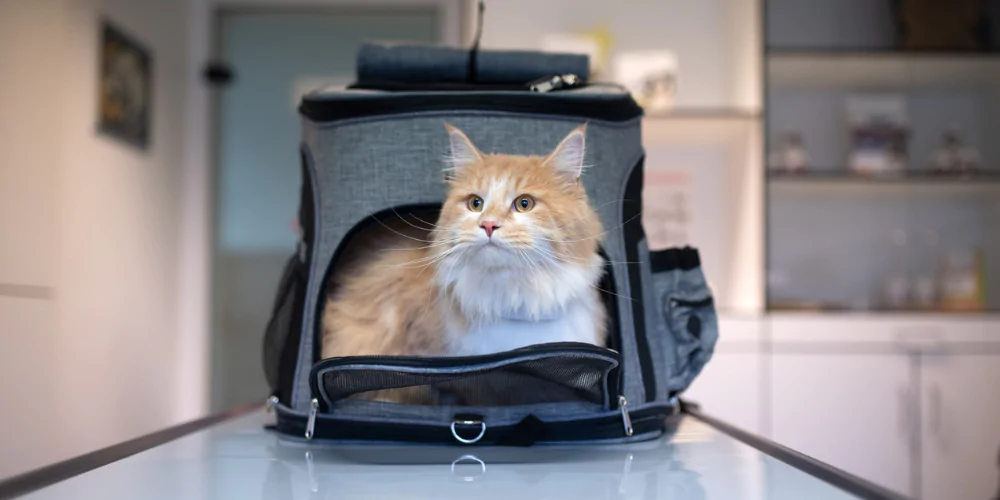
[
  {"left": 313, "top": 342, "right": 616, "bottom": 369},
  {"left": 305, "top": 398, "right": 319, "bottom": 440},
  {"left": 265, "top": 395, "right": 280, "bottom": 413},
  {"left": 528, "top": 73, "right": 581, "bottom": 93},
  {"left": 618, "top": 395, "right": 634, "bottom": 437},
  {"left": 310, "top": 342, "right": 622, "bottom": 410}
]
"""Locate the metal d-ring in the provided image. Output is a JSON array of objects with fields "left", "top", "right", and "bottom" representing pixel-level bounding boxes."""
[{"left": 450, "top": 419, "right": 486, "bottom": 444}]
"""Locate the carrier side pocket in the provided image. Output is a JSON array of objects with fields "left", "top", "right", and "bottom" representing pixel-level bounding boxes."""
[
  {"left": 263, "top": 250, "right": 308, "bottom": 402},
  {"left": 639, "top": 245, "right": 718, "bottom": 398}
]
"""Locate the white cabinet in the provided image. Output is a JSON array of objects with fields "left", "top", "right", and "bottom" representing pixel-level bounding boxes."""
[
  {"left": 920, "top": 353, "right": 1000, "bottom": 500},
  {"left": 685, "top": 316, "right": 763, "bottom": 435},
  {"left": 769, "top": 351, "right": 914, "bottom": 496}
]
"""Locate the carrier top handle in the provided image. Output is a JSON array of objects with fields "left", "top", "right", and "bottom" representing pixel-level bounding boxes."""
[{"left": 467, "top": 0, "right": 485, "bottom": 84}]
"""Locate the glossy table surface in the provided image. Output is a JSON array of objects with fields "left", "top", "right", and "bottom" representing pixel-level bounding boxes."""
[{"left": 21, "top": 411, "right": 858, "bottom": 500}]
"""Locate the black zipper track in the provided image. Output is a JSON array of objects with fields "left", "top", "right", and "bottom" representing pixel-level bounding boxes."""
[
  {"left": 275, "top": 404, "right": 673, "bottom": 444},
  {"left": 312, "top": 342, "right": 616, "bottom": 371},
  {"left": 299, "top": 92, "right": 643, "bottom": 123},
  {"left": 310, "top": 342, "right": 622, "bottom": 411}
]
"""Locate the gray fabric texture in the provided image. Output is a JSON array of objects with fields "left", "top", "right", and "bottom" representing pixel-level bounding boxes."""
[
  {"left": 639, "top": 247, "right": 718, "bottom": 397},
  {"left": 292, "top": 111, "right": 644, "bottom": 410},
  {"left": 662, "top": 266, "right": 718, "bottom": 394}
]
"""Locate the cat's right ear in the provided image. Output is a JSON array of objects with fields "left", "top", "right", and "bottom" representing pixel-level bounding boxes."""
[{"left": 444, "top": 123, "right": 483, "bottom": 174}]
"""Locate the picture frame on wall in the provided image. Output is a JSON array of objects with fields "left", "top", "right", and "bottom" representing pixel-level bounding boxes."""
[{"left": 97, "top": 19, "right": 152, "bottom": 150}]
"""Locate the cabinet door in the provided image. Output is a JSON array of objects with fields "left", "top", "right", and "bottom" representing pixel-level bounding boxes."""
[
  {"left": 921, "top": 354, "right": 1000, "bottom": 500},
  {"left": 770, "top": 352, "right": 913, "bottom": 496}
]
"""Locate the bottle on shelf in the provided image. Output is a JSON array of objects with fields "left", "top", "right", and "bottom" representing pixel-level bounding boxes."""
[
  {"left": 911, "top": 230, "right": 939, "bottom": 310},
  {"left": 880, "top": 229, "right": 910, "bottom": 310}
]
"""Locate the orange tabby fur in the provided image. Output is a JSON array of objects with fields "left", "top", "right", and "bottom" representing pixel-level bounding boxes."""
[{"left": 321, "top": 124, "right": 605, "bottom": 368}]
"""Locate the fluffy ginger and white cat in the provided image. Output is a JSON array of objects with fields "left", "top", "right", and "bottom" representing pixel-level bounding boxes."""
[{"left": 320, "top": 124, "right": 607, "bottom": 362}]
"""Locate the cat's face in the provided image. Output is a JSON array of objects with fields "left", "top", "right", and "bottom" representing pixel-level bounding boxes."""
[{"left": 432, "top": 124, "right": 603, "bottom": 271}]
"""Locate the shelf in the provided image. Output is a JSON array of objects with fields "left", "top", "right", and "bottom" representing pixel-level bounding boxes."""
[
  {"left": 768, "top": 170, "right": 1000, "bottom": 197},
  {"left": 768, "top": 52, "right": 1000, "bottom": 89},
  {"left": 768, "top": 305, "right": 1000, "bottom": 316},
  {"left": 768, "top": 48, "right": 1000, "bottom": 57}
]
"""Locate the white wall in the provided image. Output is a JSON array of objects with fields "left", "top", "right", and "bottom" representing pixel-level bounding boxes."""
[
  {"left": 476, "top": 0, "right": 760, "bottom": 110},
  {"left": 0, "top": 0, "right": 206, "bottom": 479}
]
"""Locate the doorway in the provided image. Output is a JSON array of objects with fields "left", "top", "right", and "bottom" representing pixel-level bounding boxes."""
[{"left": 211, "top": 4, "right": 460, "bottom": 411}]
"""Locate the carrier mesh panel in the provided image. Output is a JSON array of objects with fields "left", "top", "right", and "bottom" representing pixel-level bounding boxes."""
[{"left": 318, "top": 355, "right": 615, "bottom": 407}]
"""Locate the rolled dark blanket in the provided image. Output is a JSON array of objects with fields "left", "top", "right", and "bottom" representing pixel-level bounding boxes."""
[{"left": 356, "top": 42, "right": 589, "bottom": 85}]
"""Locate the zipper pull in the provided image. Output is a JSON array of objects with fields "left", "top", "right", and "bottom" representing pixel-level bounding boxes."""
[
  {"left": 618, "top": 395, "right": 634, "bottom": 437},
  {"left": 529, "top": 73, "right": 580, "bottom": 93},
  {"left": 265, "top": 395, "right": 279, "bottom": 412},
  {"left": 305, "top": 398, "right": 319, "bottom": 440}
]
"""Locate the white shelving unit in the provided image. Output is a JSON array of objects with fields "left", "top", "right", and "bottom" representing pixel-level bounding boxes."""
[{"left": 668, "top": 3, "right": 1000, "bottom": 500}]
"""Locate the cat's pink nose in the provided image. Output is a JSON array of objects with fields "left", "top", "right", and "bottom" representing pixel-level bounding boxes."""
[{"left": 480, "top": 221, "right": 500, "bottom": 238}]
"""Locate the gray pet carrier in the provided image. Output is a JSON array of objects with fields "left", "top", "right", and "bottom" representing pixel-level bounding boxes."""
[{"left": 262, "top": 46, "right": 718, "bottom": 445}]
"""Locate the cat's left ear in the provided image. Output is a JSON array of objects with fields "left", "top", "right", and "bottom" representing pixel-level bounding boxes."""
[
  {"left": 544, "top": 124, "right": 587, "bottom": 180},
  {"left": 444, "top": 123, "right": 483, "bottom": 174}
]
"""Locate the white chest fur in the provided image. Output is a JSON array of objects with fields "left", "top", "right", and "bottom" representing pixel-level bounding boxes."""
[
  {"left": 452, "top": 295, "right": 602, "bottom": 356},
  {"left": 435, "top": 249, "right": 605, "bottom": 356}
]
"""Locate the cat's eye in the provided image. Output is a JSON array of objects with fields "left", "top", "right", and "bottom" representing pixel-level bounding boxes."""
[
  {"left": 514, "top": 195, "right": 535, "bottom": 213},
  {"left": 467, "top": 195, "right": 484, "bottom": 212}
]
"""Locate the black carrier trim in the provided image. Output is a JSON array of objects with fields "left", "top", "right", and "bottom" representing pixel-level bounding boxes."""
[
  {"left": 622, "top": 157, "right": 657, "bottom": 402},
  {"left": 275, "top": 404, "right": 674, "bottom": 445},
  {"left": 597, "top": 248, "right": 623, "bottom": 397},
  {"left": 649, "top": 247, "right": 701, "bottom": 273},
  {"left": 310, "top": 343, "right": 621, "bottom": 410},
  {"left": 274, "top": 149, "right": 317, "bottom": 404},
  {"left": 300, "top": 92, "right": 643, "bottom": 123}
]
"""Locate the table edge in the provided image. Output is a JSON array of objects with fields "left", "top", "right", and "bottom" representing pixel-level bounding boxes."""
[
  {"left": 0, "top": 403, "right": 262, "bottom": 499},
  {"left": 683, "top": 403, "right": 911, "bottom": 500}
]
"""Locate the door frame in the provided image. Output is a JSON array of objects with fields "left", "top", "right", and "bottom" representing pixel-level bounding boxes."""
[{"left": 205, "top": 0, "right": 467, "bottom": 412}]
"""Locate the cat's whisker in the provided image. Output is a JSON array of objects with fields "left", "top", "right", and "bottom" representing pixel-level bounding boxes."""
[
  {"left": 407, "top": 213, "right": 441, "bottom": 228},
  {"left": 368, "top": 214, "right": 441, "bottom": 243},
  {"left": 543, "top": 198, "right": 630, "bottom": 232},
  {"left": 380, "top": 238, "right": 461, "bottom": 252},
  {"left": 536, "top": 211, "right": 643, "bottom": 244},
  {"left": 591, "top": 283, "right": 636, "bottom": 302},
  {"left": 430, "top": 246, "right": 469, "bottom": 294},
  {"left": 384, "top": 245, "right": 462, "bottom": 269},
  {"left": 389, "top": 205, "right": 438, "bottom": 232},
  {"left": 417, "top": 245, "right": 467, "bottom": 278},
  {"left": 538, "top": 247, "right": 640, "bottom": 267},
  {"left": 515, "top": 248, "right": 544, "bottom": 281}
]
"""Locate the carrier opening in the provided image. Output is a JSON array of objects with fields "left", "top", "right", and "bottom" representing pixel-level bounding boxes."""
[{"left": 313, "top": 205, "right": 624, "bottom": 373}]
